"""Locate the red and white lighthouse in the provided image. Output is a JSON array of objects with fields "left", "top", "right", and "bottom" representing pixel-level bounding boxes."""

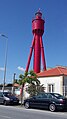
[{"left": 26, "top": 10, "right": 46, "bottom": 73}]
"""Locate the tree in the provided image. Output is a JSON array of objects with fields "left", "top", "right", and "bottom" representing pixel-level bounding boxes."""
[
  {"left": 13, "top": 79, "right": 18, "bottom": 84},
  {"left": 26, "top": 82, "right": 45, "bottom": 97},
  {"left": 24, "top": 71, "right": 45, "bottom": 97},
  {"left": 18, "top": 70, "right": 40, "bottom": 105}
]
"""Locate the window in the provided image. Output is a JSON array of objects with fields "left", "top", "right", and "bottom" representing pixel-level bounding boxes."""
[
  {"left": 47, "top": 94, "right": 53, "bottom": 98},
  {"left": 36, "top": 93, "right": 47, "bottom": 99},
  {"left": 0, "top": 92, "right": 3, "bottom": 97},
  {"left": 48, "top": 84, "right": 54, "bottom": 93}
]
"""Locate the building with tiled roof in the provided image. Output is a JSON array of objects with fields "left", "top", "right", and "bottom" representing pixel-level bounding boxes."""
[{"left": 37, "top": 66, "right": 67, "bottom": 96}]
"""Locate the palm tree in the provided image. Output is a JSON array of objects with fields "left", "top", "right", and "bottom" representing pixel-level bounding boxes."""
[{"left": 18, "top": 70, "right": 40, "bottom": 105}]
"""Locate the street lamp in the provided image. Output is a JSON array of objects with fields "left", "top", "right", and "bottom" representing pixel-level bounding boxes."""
[{"left": 0, "top": 34, "right": 8, "bottom": 92}]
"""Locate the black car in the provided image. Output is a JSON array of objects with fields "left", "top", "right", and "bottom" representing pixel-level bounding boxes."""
[
  {"left": 0, "top": 91, "right": 19, "bottom": 105},
  {"left": 24, "top": 92, "right": 67, "bottom": 112}
]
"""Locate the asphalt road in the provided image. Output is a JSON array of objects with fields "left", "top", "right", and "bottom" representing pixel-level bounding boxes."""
[{"left": 0, "top": 105, "right": 67, "bottom": 119}]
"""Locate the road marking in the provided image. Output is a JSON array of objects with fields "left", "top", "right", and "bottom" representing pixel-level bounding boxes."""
[{"left": 0, "top": 115, "right": 11, "bottom": 118}]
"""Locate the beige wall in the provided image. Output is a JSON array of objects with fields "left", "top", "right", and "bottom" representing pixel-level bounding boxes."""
[{"left": 38, "top": 76, "right": 63, "bottom": 95}]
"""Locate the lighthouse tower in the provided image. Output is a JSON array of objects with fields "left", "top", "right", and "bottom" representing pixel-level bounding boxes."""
[{"left": 26, "top": 10, "right": 46, "bottom": 73}]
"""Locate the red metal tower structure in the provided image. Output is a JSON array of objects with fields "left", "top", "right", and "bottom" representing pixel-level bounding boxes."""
[{"left": 26, "top": 10, "right": 46, "bottom": 73}]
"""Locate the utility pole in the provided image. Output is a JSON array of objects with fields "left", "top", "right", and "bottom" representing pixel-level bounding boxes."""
[{"left": 12, "top": 73, "right": 16, "bottom": 94}]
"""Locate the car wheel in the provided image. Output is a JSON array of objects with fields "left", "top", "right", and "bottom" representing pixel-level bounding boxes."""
[
  {"left": 24, "top": 102, "right": 30, "bottom": 109},
  {"left": 49, "top": 104, "right": 56, "bottom": 112},
  {"left": 4, "top": 101, "right": 7, "bottom": 106}
]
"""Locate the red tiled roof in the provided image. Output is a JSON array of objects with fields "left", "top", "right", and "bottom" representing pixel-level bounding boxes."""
[
  {"left": 13, "top": 83, "right": 19, "bottom": 87},
  {"left": 37, "top": 66, "right": 67, "bottom": 77}
]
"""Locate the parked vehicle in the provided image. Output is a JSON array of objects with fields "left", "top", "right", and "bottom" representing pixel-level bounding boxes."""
[
  {"left": 0, "top": 90, "right": 19, "bottom": 105},
  {"left": 24, "top": 92, "right": 67, "bottom": 112}
]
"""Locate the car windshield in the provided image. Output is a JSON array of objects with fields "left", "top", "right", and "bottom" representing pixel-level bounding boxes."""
[{"left": 51, "top": 93, "right": 64, "bottom": 99}]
